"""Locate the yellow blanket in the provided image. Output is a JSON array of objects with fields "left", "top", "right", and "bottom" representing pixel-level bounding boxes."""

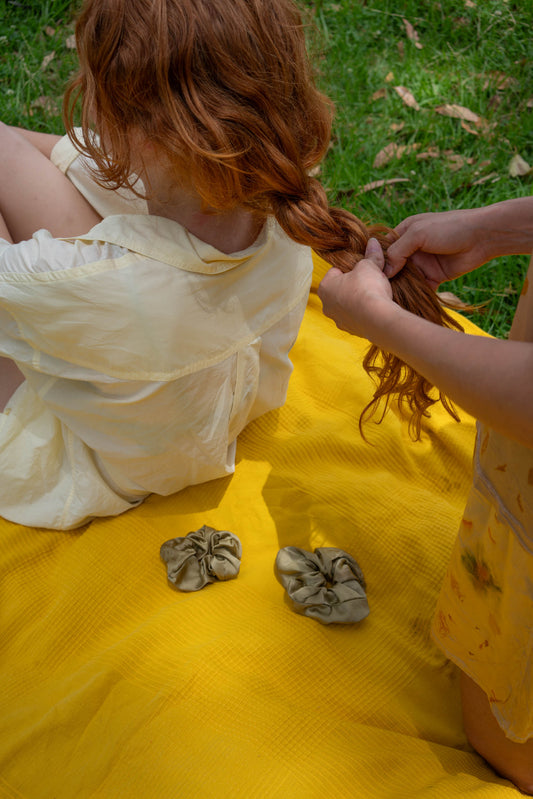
[{"left": 0, "top": 256, "right": 516, "bottom": 797}]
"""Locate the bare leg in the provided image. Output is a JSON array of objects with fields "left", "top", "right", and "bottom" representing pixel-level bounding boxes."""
[
  {"left": 11, "top": 126, "right": 62, "bottom": 159},
  {"left": 0, "top": 122, "right": 101, "bottom": 241},
  {"left": 461, "top": 671, "right": 533, "bottom": 793},
  {"left": 0, "top": 357, "right": 25, "bottom": 411}
]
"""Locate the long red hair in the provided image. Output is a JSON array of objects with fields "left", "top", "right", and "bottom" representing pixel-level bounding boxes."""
[{"left": 64, "top": 0, "right": 462, "bottom": 440}]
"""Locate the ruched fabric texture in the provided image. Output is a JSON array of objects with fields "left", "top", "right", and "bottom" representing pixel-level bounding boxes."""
[
  {"left": 160, "top": 525, "right": 242, "bottom": 591},
  {"left": 275, "top": 546, "right": 369, "bottom": 624}
]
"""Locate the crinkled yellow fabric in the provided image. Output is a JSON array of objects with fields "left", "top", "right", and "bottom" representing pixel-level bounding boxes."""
[{"left": 0, "top": 255, "right": 516, "bottom": 797}]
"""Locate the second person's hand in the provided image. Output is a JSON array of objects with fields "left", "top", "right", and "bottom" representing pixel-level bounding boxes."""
[
  {"left": 318, "top": 237, "right": 393, "bottom": 340},
  {"left": 385, "top": 208, "right": 493, "bottom": 288}
]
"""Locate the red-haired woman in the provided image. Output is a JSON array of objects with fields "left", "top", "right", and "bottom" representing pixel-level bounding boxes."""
[{"left": 0, "top": 0, "right": 458, "bottom": 529}]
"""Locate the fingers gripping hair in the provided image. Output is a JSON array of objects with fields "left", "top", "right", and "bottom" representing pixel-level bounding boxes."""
[{"left": 272, "top": 179, "right": 463, "bottom": 440}]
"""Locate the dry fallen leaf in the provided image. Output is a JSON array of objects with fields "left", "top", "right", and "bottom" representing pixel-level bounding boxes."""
[
  {"left": 359, "top": 178, "right": 410, "bottom": 194},
  {"left": 390, "top": 121, "right": 405, "bottom": 132},
  {"left": 44, "top": 25, "right": 55, "bottom": 36},
  {"left": 373, "top": 142, "right": 420, "bottom": 168},
  {"left": 437, "top": 291, "right": 471, "bottom": 309},
  {"left": 402, "top": 18, "right": 423, "bottom": 49},
  {"left": 40, "top": 51, "right": 55, "bottom": 71},
  {"left": 446, "top": 153, "right": 468, "bottom": 171},
  {"left": 528, "top": 98, "right": 533, "bottom": 109},
  {"left": 371, "top": 88, "right": 387, "bottom": 102},
  {"left": 460, "top": 120, "right": 479, "bottom": 136},
  {"left": 28, "top": 95, "right": 60, "bottom": 116},
  {"left": 435, "top": 104, "right": 479, "bottom": 122},
  {"left": 482, "top": 71, "right": 518, "bottom": 91},
  {"left": 374, "top": 143, "right": 398, "bottom": 168},
  {"left": 472, "top": 172, "right": 500, "bottom": 186},
  {"left": 416, "top": 146, "right": 440, "bottom": 160},
  {"left": 385, "top": 72, "right": 395, "bottom": 83},
  {"left": 509, "top": 154, "right": 531, "bottom": 177},
  {"left": 394, "top": 86, "right": 420, "bottom": 110},
  {"left": 65, "top": 33, "right": 76, "bottom": 49},
  {"left": 465, "top": 0, "right": 476, "bottom": 7}
]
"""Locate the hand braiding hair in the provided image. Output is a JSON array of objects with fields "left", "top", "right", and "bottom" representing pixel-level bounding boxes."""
[{"left": 271, "top": 178, "right": 463, "bottom": 440}]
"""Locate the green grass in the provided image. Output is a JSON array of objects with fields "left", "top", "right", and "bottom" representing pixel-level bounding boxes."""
[
  {"left": 0, "top": 0, "right": 77, "bottom": 129},
  {"left": 1, "top": 0, "right": 532, "bottom": 337},
  {"left": 302, "top": 0, "right": 533, "bottom": 337}
]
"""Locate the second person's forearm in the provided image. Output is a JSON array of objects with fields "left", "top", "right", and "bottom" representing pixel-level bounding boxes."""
[
  {"left": 365, "top": 298, "right": 533, "bottom": 446},
  {"left": 477, "top": 197, "right": 533, "bottom": 258}
]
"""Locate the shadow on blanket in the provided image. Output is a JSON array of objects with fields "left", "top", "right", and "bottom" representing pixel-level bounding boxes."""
[{"left": 0, "top": 256, "right": 516, "bottom": 798}]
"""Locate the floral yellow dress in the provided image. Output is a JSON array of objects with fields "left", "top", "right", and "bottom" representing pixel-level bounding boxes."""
[{"left": 431, "top": 254, "right": 533, "bottom": 743}]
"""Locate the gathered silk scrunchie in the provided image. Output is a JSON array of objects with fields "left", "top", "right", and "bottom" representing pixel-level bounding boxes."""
[
  {"left": 275, "top": 546, "right": 369, "bottom": 624},
  {"left": 160, "top": 525, "right": 242, "bottom": 592}
]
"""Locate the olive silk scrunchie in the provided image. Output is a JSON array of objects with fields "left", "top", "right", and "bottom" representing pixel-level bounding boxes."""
[
  {"left": 160, "top": 525, "right": 242, "bottom": 592},
  {"left": 275, "top": 546, "right": 369, "bottom": 624}
]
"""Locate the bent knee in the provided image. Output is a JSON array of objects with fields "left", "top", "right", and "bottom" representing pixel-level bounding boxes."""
[
  {"left": 466, "top": 729, "right": 533, "bottom": 794},
  {"left": 506, "top": 770, "right": 533, "bottom": 796}
]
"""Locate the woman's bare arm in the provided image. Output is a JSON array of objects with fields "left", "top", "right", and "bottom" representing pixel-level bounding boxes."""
[{"left": 0, "top": 122, "right": 101, "bottom": 241}]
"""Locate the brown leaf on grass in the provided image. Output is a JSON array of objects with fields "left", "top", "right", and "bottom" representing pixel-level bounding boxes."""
[
  {"left": 44, "top": 25, "right": 55, "bottom": 36},
  {"left": 482, "top": 71, "right": 518, "bottom": 91},
  {"left": 394, "top": 86, "right": 420, "bottom": 110},
  {"left": 65, "top": 33, "right": 76, "bottom": 49},
  {"left": 416, "top": 146, "right": 440, "bottom": 160},
  {"left": 415, "top": 148, "right": 473, "bottom": 171},
  {"left": 402, "top": 18, "right": 423, "bottom": 49},
  {"left": 371, "top": 88, "right": 387, "bottom": 102},
  {"left": 40, "top": 51, "right": 55, "bottom": 71},
  {"left": 435, "top": 104, "right": 479, "bottom": 122},
  {"left": 374, "top": 143, "right": 397, "bottom": 168},
  {"left": 465, "top": 0, "right": 476, "bottom": 7},
  {"left": 460, "top": 121, "right": 479, "bottom": 136},
  {"left": 359, "top": 178, "right": 410, "bottom": 193},
  {"left": 437, "top": 291, "right": 472, "bottom": 309},
  {"left": 509, "top": 154, "right": 531, "bottom": 177},
  {"left": 445, "top": 153, "right": 472, "bottom": 171},
  {"left": 496, "top": 74, "right": 518, "bottom": 90},
  {"left": 390, "top": 121, "right": 405, "bottom": 132},
  {"left": 397, "top": 40, "right": 405, "bottom": 59},
  {"left": 385, "top": 72, "right": 395, "bottom": 83},
  {"left": 28, "top": 96, "right": 60, "bottom": 116},
  {"left": 472, "top": 172, "right": 500, "bottom": 186},
  {"left": 528, "top": 98, "right": 533, "bottom": 109},
  {"left": 373, "top": 142, "right": 420, "bottom": 168}
]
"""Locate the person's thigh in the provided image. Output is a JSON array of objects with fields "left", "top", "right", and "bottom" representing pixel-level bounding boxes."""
[{"left": 0, "top": 122, "right": 101, "bottom": 242}]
